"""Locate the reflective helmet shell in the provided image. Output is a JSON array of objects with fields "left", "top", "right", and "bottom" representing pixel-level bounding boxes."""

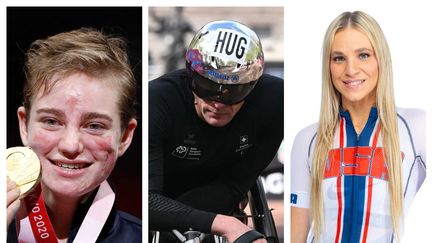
[{"left": 186, "top": 20, "right": 264, "bottom": 85}]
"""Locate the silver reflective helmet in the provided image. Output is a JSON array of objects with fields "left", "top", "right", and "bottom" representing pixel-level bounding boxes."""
[{"left": 186, "top": 20, "right": 264, "bottom": 104}]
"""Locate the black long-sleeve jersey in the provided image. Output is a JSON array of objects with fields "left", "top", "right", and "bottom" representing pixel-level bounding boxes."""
[{"left": 149, "top": 69, "right": 283, "bottom": 233}]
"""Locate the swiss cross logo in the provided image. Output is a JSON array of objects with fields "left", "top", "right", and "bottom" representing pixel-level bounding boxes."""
[{"left": 240, "top": 135, "right": 248, "bottom": 144}]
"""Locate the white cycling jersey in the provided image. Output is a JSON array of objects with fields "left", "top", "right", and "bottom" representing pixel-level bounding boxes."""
[{"left": 291, "top": 107, "right": 426, "bottom": 243}]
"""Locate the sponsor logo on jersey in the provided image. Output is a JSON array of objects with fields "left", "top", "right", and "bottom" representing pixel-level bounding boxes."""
[
  {"left": 235, "top": 135, "right": 252, "bottom": 155},
  {"left": 171, "top": 145, "right": 202, "bottom": 160},
  {"left": 172, "top": 146, "right": 188, "bottom": 158}
]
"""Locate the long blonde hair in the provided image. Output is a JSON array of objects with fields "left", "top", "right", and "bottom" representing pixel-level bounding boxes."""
[{"left": 311, "top": 11, "right": 403, "bottom": 240}]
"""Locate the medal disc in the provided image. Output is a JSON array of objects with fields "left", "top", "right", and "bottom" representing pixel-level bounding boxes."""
[{"left": 6, "top": 147, "right": 41, "bottom": 198}]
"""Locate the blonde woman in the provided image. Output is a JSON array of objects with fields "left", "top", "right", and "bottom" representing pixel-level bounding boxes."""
[{"left": 290, "top": 11, "right": 426, "bottom": 242}]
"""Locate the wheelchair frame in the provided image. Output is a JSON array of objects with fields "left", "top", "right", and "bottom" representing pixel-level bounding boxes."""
[{"left": 151, "top": 176, "right": 280, "bottom": 243}]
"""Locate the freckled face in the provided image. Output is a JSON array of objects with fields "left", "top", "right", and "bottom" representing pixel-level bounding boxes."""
[{"left": 19, "top": 73, "right": 126, "bottom": 198}]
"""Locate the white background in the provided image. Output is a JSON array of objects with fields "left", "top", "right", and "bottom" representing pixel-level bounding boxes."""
[
  {"left": 285, "top": 1, "right": 432, "bottom": 242},
  {"left": 1, "top": 0, "right": 431, "bottom": 242}
]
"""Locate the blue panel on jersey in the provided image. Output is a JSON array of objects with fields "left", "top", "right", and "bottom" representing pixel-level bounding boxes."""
[
  {"left": 339, "top": 107, "right": 378, "bottom": 243},
  {"left": 351, "top": 176, "right": 367, "bottom": 242},
  {"left": 341, "top": 175, "right": 353, "bottom": 243}
]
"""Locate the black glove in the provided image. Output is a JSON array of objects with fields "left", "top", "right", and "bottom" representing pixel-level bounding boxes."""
[{"left": 233, "top": 230, "right": 265, "bottom": 243}]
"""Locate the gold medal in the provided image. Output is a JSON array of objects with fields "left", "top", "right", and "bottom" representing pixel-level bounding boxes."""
[{"left": 6, "top": 147, "right": 41, "bottom": 198}]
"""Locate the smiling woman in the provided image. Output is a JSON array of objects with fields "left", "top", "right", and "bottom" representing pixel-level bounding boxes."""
[
  {"left": 18, "top": 72, "right": 130, "bottom": 196},
  {"left": 6, "top": 27, "right": 142, "bottom": 242},
  {"left": 290, "top": 11, "right": 426, "bottom": 243},
  {"left": 330, "top": 28, "right": 379, "bottom": 118},
  {"left": 6, "top": 8, "right": 143, "bottom": 226}
]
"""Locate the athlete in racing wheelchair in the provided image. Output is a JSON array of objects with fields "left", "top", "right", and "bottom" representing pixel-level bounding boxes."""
[
  {"left": 151, "top": 177, "right": 279, "bottom": 243},
  {"left": 149, "top": 19, "right": 283, "bottom": 243}
]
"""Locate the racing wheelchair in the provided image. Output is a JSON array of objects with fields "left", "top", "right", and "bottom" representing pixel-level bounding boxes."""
[{"left": 151, "top": 176, "right": 279, "bottom": 243}]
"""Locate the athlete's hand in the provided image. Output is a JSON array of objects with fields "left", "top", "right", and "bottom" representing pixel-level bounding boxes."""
[
  {"left": 7, "top": 177, "right": 21, "bottom": 230},
  {"left": 211, "top": 214, "right": 267, "bottom": 243}
]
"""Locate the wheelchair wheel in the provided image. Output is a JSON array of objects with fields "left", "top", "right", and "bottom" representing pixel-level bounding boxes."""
[{"left": 248, "top": 177, "right": 279, "bottom": 243}]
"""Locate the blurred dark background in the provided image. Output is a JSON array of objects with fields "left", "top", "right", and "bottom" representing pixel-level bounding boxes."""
[{"left": 6, "top": 7, "right": 142, "bottom": 219}]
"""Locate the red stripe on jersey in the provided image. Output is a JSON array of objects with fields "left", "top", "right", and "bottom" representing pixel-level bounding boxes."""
[
  {"left": 361, "top": 122, "right": 381, "bottom": 242},
  {"left": 362, "top": 123, "right": 378, "bottom": 240},
  {"left": 335, "top": 176, "right": 343, "bottom": 243},
  {"left": 362, "top": 176, "right": 374, "bottom": 243},
  {"left": 334, "top": 118, "right": 345, "bottom": 243}
]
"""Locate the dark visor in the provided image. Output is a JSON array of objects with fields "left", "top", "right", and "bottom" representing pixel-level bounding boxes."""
[{"left": 191, "top": 73, "right": 257, "bottom": 105}]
